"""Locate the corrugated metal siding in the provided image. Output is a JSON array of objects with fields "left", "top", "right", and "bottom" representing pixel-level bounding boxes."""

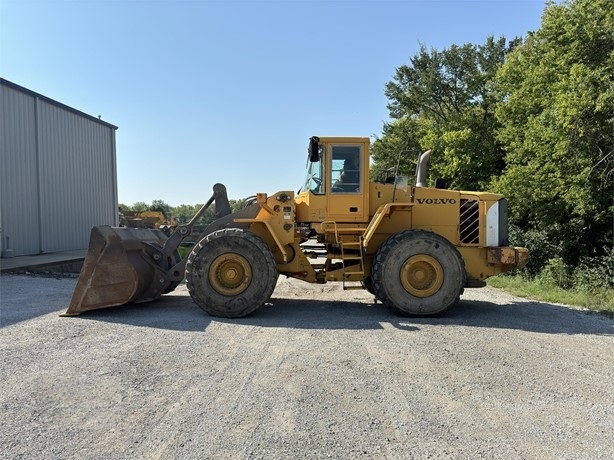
[
  {"left": 0, "top": 80, "right": 118, "bottom": 257},
  {"left": 0, "top": 85, "right": 41, "bottom": 255},
  {"left": 37, "top": 102, "right": 117, "bottom": 252}
]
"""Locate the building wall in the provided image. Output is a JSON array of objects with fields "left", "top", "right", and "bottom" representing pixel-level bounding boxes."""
[{"left": 0, "top": 79, "right": 118, "bottom": 257}]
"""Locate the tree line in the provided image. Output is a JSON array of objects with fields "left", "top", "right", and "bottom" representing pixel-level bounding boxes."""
[{"left": 372, "top": 0, "right": 612, "bottom": 289}]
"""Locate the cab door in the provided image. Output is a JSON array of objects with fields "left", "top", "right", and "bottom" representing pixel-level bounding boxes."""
[{"left": 325, "top": 141, "right": 369, "bottom": 222}]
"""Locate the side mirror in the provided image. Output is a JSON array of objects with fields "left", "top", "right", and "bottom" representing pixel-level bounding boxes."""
[{"left": 308, "top": 136, "right": 320, "bottom": 162}]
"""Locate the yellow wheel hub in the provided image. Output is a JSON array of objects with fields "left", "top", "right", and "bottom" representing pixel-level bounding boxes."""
[
  {"left": 400, "top": 255, "right": 444, "bottom": 297},
  {"left": 209, "top": 253, "right": 252, "bottom": 296}
]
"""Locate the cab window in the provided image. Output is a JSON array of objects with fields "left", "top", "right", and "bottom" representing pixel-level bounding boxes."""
[{"left": 331, "top": 145, "right": 361, "bottom": 193}]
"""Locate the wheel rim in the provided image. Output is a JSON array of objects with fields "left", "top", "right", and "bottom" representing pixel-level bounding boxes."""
[
  {"left": 400, "top": 255, "right": 444, "bottom": 297},
  {"left": 209, "top": 253, "right": 252, "bottom": 296}
]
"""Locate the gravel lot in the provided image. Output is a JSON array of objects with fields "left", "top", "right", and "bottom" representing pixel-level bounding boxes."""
[{"left": 1, "top": 273, "right": 613, "bottom": 459}]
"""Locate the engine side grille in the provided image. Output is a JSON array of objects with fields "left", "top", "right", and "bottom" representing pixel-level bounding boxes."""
[{"left": 460, "top": 199, "right": 479, "bottom": 244}]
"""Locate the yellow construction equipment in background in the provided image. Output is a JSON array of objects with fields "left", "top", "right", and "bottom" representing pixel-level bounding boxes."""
[
  {"left": 120, "top": 210, "right": 181, "bottom": 234},
  {"left": 64, "top": 136, "right": 528, "bottom": 317}
]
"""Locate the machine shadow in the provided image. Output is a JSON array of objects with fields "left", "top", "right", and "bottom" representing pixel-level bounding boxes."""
[
  {"left": 216, "top": 295, "right": 613, "bottom": 336},
  {"left": 69, "top": 293, "right": 613, "bottom": 336},
  {"left": 73, "top": 295, "right": 405, "bottom": 332}
]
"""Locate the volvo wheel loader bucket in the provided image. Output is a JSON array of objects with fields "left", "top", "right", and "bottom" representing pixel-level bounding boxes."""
[
  {"left": 61, "top": 183, "right": 232, "bottom": 316},
  {"left": 62, "top": 226, "right": 180, "bottom": 316}
]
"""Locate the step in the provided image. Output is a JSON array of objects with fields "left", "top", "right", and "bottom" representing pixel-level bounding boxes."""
[{"left": 342, "top": 285, "right": 365, "bottom": 291}]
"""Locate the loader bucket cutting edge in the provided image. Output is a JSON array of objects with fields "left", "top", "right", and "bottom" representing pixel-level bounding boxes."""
[{"left": 62, "top": 225, "right": 176, "bottom": 316}]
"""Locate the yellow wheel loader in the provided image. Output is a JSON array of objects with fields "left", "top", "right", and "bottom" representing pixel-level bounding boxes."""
[{"left": 63, "top": 136, "right": 528, "bottom": 317}]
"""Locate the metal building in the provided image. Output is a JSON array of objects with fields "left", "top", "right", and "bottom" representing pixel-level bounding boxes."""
[{"left": 0, "top": 78, "right": 118, "bottom": 258}]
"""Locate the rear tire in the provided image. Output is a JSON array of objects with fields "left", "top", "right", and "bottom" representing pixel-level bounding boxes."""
[
  {"left": 186, "top": 228, "right": 278, "bottom": 317},
  {"left": 372, "top": 230, "right": 465, "bottom": 315}
]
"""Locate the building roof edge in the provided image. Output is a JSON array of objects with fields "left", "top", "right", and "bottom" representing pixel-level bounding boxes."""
[{"left": 1, "top": 78, "right": 119, "bottom": 130}]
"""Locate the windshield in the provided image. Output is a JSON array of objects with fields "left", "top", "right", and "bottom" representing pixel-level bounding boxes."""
[{"left": 299, "top": 145, "right": 325, "bottom": 194}]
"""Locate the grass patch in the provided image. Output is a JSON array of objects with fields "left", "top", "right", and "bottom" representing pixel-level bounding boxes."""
[
  {"left": 487, "top": 274, "right": 614, "bottom": 317},
  {"left": 177, "top": 244, "right": 194, "bottom": 260}
]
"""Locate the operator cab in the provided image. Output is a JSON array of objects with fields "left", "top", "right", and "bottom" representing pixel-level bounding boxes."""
[{"left": 296, "top": 136, "right": 370, "bottom": 222}]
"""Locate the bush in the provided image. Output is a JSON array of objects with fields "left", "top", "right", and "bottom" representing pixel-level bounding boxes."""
[
  {"left": 508, "top": 225, "right": 559, "bottom": 277},
  {"left": 538, "top": 257, "right": 572, "bottom": 289},
  {"left": 572, "top": 247, "right": 614, "bottom": 292}
]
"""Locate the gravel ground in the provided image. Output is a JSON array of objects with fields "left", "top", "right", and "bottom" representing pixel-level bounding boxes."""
[{"left": 0, "top": 273, "right": 613, "bottom": 459}]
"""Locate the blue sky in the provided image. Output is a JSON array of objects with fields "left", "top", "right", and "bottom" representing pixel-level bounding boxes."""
[{"left": 1, "top": 0, "right": 545, "bottom": 206}]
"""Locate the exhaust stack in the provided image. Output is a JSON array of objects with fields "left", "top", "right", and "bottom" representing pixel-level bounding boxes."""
[{"left": 414, "top": 150, "right": 432, "bottom": 187}]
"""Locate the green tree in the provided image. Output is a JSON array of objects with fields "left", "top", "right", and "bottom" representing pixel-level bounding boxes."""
[
  {"left": 130, "top": 201, "right": 148, "bottom": 212},
  {"left": 149, "top": 199, "right": 172, "bottom": 220},
  {"left": 370, "top": 117, "right": 423, "bottom": 182},
  {"left": 493, "top": 0, "right": 614, "bottom": 264},
  {"left": 172, "top": 204, "right": 198, "bottom": 223},
  {"left": 172, "top": 203, "right": 218, "bottom": 224},
  {"left": 375, "top": 36, "right": 516, "bottom": 190}
]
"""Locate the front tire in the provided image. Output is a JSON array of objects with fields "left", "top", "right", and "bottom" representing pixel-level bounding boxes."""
[
  {"left": 186, "top": 228, "right": 278, "bottom": 317},
  {"left": 372, "top": 230, "right": 465, "bottom": 315}
]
